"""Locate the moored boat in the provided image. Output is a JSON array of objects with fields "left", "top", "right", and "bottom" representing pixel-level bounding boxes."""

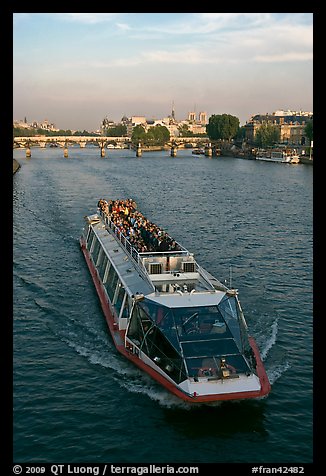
[
  {"left": 255, "top": 148, "right": 301, "bottom": 164},
  {"left": 80, "top": 199, "right": 271, "bottom": 403},
  {"left": 192, "top": 148, "right": 205, "bottom": 155},
  {"left": 107, "top": 144, "right": 124, "bottom": 149},
  {"left": 287, "top": 149, "right": 300, "bottom": 164},
  {"left": 255, "top": 149, "right": 290, "bottom": 163}
]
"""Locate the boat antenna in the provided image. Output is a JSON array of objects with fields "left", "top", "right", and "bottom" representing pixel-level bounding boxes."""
[{"left": 229, "top": 265, "right": 232, "bottom": 288}]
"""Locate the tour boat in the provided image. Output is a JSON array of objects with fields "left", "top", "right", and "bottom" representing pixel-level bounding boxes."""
[{"left": 80, "top": 200, "right": 271, "bottom": 403}]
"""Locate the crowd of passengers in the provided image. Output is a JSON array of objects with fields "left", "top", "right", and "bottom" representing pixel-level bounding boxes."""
[{"left": 97, "top": 198, "right": 181, "bottom": 253}]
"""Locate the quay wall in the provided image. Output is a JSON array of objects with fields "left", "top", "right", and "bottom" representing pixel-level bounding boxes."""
[
  {"left": 141, "top": 145, "right": 168, "bottom": 152},
  {"left": 299, "top": 157, "right": 313, "bottom": 165},
  {"left": 220, "top": 148, "right": 256, "bottom": 159},
  {"left": 13, "top": 159, "right": 21, "bottom": 174}
]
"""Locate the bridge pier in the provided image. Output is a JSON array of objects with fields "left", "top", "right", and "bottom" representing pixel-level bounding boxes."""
[
  {"left": 64, "top": 146, "right": 69, "bottom": 158},
  {"left": 212, "top": 145, "right": 221, "bottom": 157},
  {"left": 100, "top": 147, "right": 106, "bottom": 158},
  {"left": 170, "top": 145, "right": 177, "bottom": 157},
  {"left": 136, "top": 143, "right": 142, "bottom": 157},
  {"left": 26, "top": 147, "right": 31, "bottom": 158},
  {"left": 205, "top": 142, "right": 212, "bottom": 157}
]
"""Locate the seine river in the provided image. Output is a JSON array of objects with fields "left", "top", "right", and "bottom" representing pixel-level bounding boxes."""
[{"left": 13, "top": 147, "right": 313, "bottom": 465}]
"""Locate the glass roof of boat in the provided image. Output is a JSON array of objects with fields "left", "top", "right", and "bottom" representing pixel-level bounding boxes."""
[
  {"left": 136, "top": 296, "right": 252, "bottom": 377},
  {"left": 140, "top": 295, "right": 245, "bottom": 352}
]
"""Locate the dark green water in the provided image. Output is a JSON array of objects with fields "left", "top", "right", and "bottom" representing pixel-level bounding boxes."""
[{"left": 13, "top": 148, "right": 313, "bottom": 464}]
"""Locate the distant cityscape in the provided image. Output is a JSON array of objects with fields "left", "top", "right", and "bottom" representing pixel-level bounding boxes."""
[
  {"left": 14, "top": 107, "right": 313, "bottom": 146},
  {"left": 13, "top": 106, "right": 208, "bottom": 136}
]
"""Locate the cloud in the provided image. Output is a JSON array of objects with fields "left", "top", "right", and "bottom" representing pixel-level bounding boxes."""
[
  {"left": 254, "top": 52, "right": 313, "bottom": 62},
  {"left": 122, "top": 13, "right": 275, "bottom": 37},
  {"left": 59, "top": 13, "right": 120, "bottom": 24},
  {"left": 142, "top": 48, "right": 215, "bottom": 64},
  {"left": 195, "top": 12, "right": 272, "bottom": 32},
  {"left": 101, "top": 13, "right": 313, "bottom": 68},
  {"left": 116, "top": 22, "right": 131, "bottom": 31}
]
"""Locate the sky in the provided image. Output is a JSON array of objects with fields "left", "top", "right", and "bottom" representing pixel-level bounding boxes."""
[{"left": 13, "top": 12, "right": 313, "bottom": 131}]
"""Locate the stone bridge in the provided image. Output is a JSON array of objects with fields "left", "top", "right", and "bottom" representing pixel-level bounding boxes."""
[
  {"left": 13, "top": 135, "right": 211, "bottom": 158},
  {"left": 13, "top": 135, "right": 131, "bottom": 148},
  {"left": 14, "top": 135, "right": 207, "bottom": 148}
]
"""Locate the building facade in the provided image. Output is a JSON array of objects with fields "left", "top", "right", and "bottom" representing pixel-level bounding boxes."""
[
  {"left": 14, "top": 118, "right": 58, "bottom": 131},
  {"left": 121, "top": 107, "right": 208, "bottom": 138},
  {"left": 244, "top": 110, "right": 313, "bottom": 146}
]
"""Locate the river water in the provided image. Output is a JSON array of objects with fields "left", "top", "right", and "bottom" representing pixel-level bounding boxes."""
[{"left": 13, "top": 147, "right": 313, "bottom": 464}]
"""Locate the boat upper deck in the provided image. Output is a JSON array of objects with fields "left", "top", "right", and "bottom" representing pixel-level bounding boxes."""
[{"left": 84, "top": 204, "right": 228, "bottom": 300}]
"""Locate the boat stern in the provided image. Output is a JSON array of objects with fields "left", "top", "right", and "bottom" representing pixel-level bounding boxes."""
[{"left": 178, "top": 372, "right": 264, "bottom": 402}]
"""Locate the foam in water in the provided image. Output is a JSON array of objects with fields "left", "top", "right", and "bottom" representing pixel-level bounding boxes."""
[
  {"left": 62, "top": 334, "right": 140, "bottom": 377},
  {"left": 260, "top": 317, "right": 279, "bottom": 361},
  {"left": 116, "top": 374, "right": 224, "bottom": 409},
  {"left": 63, "top": 329, "right": 224, "bottom": 409},
  {"left": 267, "top": 361, "right": 291, "bottom": 385}
]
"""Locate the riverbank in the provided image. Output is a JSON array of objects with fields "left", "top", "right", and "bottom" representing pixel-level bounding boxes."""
[
  {"left": 299, "top": 157, "right": 313, "bottom": 165},
  {"left": 13, "top": 158, "right": 21, "bottom": 174}
]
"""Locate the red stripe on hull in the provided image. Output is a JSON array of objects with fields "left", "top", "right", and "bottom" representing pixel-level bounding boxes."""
[
  {"left": 80, "top": 237, "right": 271, "bottom": 403},
  {"left": 248, "top": 337, "right": 271, "bottom": 397}
]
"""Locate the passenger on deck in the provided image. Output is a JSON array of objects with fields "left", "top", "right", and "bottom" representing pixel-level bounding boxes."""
[{"left": 99, "top": 198, "right": 181, "bottom": 254}]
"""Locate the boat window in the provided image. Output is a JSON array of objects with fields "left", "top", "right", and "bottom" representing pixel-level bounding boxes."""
[
  {"left": 115, "top": 284, "right": 125, "bottom": 316},
  {"left": 142, "top": 327, "right": 187, "bottom": 384},
  {"left": 173, "top": 305, "right": 226, "bottom": 340},
  {"left": 98, "top": 255, "right": 108, "bottom": 281},
  {"left": 106, "top": 265, "right": 116, "bottom": 286},
  {"left": 218, "top": 296, "right": 245, "bottom": 351},
  {"left": 138, "top": 300, "right": 179, "bottom": 350},
  {"left": 119, "top": 295, "right": 130, "bottom": 320},
  {"left": 127, "top": 304, "right": 151, "bottom": 346},
  {"left": 91, "top": 238, "right": 101, "bottom": 263},
  {"left": 102, "top": 261, "right": 110, "bottom": 284},
  {"left": 109, "top": 274, "right": 119, "bottom": 301},
  {"left": 105, "top": 266, "right": 119, "bottom": 300},
  {"left": 181, "top": 338, "right": 239, "bottom": 358},
  {"left": 169, "top": 302, "right": 252, "bottom": 377},
  {"left": 139, "top": 300, "right": 171, "bottom": 326},
  {"left": 86, "top": 228, "right": 95, "bottom": 249},
  {"left": 96, "top": 247, "right": 104, "bottom": 267},
  {"left": 127, "top": 303, "right": 187, "bottom": 384}
]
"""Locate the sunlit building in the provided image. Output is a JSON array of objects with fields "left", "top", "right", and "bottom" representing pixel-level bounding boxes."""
[{"left": 244, "top": 110, "right": 313, "bottom": 146}]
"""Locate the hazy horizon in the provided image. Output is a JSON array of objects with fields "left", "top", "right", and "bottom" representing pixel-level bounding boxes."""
[{"left": 13, "top": 13, "right": 313, "bottom": 131}]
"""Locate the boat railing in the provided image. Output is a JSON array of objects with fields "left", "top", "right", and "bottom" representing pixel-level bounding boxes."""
[{"left": 195, "top": 264, "right": 219, "bottom": 291}]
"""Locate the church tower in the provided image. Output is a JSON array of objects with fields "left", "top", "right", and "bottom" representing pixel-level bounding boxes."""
[{"left": 171, "top": 100, "right": 175, "bottom": 121}]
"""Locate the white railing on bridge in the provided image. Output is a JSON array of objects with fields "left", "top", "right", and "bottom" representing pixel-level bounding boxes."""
[
  {"left": 14, "top": 135, "right": 206, "bottom": 145},
  {"left": 14, "top": 135, "right": 130, "bottom": 143}
]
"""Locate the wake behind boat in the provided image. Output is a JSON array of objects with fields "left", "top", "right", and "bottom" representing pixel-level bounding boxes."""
[{"left": 80, "top": 199, "right": 271, "bottom": 403}]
